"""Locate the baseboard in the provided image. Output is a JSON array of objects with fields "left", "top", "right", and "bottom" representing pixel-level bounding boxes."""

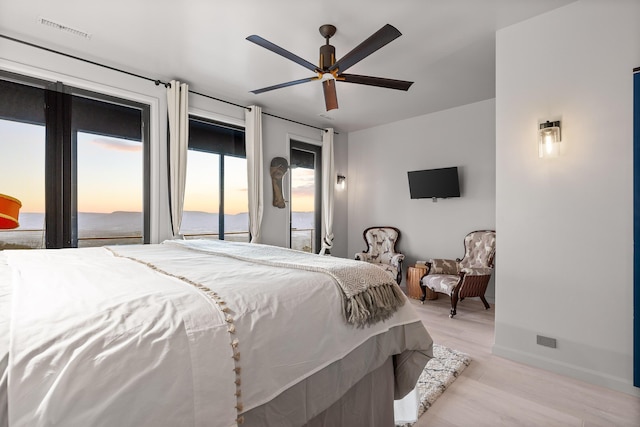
[{"left": 492, "top": 343, "right": 640, "bottom": 397}]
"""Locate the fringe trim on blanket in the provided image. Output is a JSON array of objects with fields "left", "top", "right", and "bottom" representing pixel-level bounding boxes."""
[
  {"left": 105, "top": 247, "right": 245, "bottom": 425},
  {"left": 346, "top": 281, "right": 406, "bottom": 327}
]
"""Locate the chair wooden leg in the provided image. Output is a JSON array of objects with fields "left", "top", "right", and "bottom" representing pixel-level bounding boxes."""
[
  {"left": 480, "top": 295, "right": 491, "bottom": 310},
  {"left": 449, "top": 293, "right": 458, "bottom": 318}
]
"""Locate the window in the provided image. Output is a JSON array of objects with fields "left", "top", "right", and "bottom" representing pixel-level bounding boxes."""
[
  {"left": 76, "top": 133, "right": 144, "bottom": 247},
  {"left": 73, "top": 95, "right": 148, "bottom": 247},
  {"left": 180, "top": 117, "right": 248, "bottom": 242},
  {"left": 0, "top": 72, "right": 150, "bottom": 249},
  {"left": 0, "top": 116, "right": 46, "bottom": 249},
  {"left": 290, "top": 140, "right": 321, "bottom": 253},
  {"left": 223, "top": 155, "right": 249, "bottom": 242}
]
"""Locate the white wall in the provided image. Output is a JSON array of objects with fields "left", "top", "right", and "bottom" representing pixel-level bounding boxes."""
[
  {"left": 0, "top": 37, "right": 349, "bottom": 256},
  {"left": 495, "top": 0, "right": 640, "bottom": 395},
  {"left": 332, "top": 131, "right": 349, "bottom": 258},
  {"left": 347, "top": 99, "right": 496, "bottom": 297}
]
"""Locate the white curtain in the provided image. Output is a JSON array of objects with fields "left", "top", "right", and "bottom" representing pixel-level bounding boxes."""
[
  {"left": 245, "top": 105, "right": 264, "bottom": 243},
  {"left": 167, "top": 80, "right": 189, "bottom": 238},
  {"left": 319, "top": 128, "right": 335, "bottom": 255}
]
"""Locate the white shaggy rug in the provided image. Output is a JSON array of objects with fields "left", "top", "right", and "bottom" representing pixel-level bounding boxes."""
[{"left": 396, "top": 343, "right": 471, "bottom": 426}]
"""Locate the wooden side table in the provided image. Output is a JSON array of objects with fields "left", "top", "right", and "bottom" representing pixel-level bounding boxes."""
[{"left": 406, "top": 265, "right": 438, "bottom": 301}]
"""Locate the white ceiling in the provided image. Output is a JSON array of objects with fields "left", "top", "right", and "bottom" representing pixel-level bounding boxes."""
[{"left": 0, "top": 0, "right": 574, "bottom": 133}]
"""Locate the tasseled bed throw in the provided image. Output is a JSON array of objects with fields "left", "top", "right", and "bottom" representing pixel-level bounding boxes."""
[{"left": 166, "top": 239, "right": 406, "bottom": 327}]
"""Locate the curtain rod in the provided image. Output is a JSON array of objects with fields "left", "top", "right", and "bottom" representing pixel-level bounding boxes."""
[
  {"left": 188, "top": 89, "right": 250, "bottom": 111},
  {"left": 0, "top": 34, "right": 171, "bottom": 87},
  {"left": 189, "top": 90, "right": 337, "bottom": 134},
  {"left": 261, "top": 111, "right": 337, "bottom": 134},
  {"left": 1, "top": 33, "right": 336, "bottom": 134}
]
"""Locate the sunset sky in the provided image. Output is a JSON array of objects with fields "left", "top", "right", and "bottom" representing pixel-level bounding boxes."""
[{"left": 0, "top": 119, "right": 315, "bottom": 215}]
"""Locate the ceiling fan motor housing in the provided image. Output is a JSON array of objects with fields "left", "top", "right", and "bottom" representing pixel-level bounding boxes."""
[{"left": 319, "top": 44, "right": 336, "bottom": 70}]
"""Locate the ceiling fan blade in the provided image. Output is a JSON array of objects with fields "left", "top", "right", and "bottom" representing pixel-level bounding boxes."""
[
  {"left": 323, "top": 79, "right": 338, "bottom": 111},
  {"left": 339, "top": 73, "right": 413, "bottom": 91},
  {"left": 328, "top": 24, "right": 402, "bottom": 73},
  {"left": 246, "top": 35, "right": 318, "bottom": 73},
  {"left": 250, "top": 77, "right": 318, "bottom": 94}
]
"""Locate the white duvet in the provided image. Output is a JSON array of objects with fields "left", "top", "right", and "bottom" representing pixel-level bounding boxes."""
[{"left": 5, "top": 240, "right": 423, "bottom": 427}]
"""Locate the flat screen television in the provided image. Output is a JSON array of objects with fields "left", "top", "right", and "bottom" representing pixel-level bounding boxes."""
[{"left": 407, "top": 166, "right": 460, "bottom": 199}]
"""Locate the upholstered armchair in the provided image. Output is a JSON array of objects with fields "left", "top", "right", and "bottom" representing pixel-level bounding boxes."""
[
  {"left": 354, "top": 226, "right": 405, "bottom": 284},
  {"left": 421, "top": 230, "right": 496, "bottom": 318}
]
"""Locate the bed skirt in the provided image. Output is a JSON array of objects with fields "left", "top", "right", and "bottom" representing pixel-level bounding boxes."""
[{"left": 242, "top": 321, "right": 430, "bottom": 426}]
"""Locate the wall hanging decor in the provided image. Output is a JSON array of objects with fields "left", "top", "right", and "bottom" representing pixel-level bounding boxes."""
[{"left": 270, "top": 157, "right": 289, "bottom": 208}]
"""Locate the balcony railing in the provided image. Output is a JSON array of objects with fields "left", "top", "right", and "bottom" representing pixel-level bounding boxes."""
[
  {"left": 291, "top": 228, "right": 315, "bottom": 253},
  {"left": 1, "top": 228, "right": 316, "bottom": 252},
  {"left": 0, "top": 228, "right": 46, "bottom": 249},
  {"left": 181, "top": 231, "right": 249, "bottom": 243}
]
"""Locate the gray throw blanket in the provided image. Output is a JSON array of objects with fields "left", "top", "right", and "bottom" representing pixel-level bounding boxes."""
[{"left": 166, "top": 239, "right": 405, "bottom": 327}]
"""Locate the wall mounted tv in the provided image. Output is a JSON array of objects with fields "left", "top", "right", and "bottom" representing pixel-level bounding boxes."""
[{"left": 407, "top": 166, "right": 460, "bottom": 199}]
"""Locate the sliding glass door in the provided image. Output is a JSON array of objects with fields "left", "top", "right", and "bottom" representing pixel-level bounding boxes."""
[
  {"left": 290, "top": 140, "right": 321, "bottom": 253},
  {"left": 0, "top": 72, "right": 150, "bottom": 249},
  {"left": 73, "top": 94, "right": 148, "bottom": 247}
]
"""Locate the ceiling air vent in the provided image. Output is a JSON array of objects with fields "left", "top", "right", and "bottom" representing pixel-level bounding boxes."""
[
  {"left": 39, "top": 17, "right": 91, "bottom": 39},
  {"left": 318, "top": 113, "right": 335, "bottom": 121}
]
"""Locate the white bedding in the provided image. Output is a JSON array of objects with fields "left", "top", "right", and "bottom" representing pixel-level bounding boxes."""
[{"left": 4, "top": 240, "right": 429, "bottom": 427}]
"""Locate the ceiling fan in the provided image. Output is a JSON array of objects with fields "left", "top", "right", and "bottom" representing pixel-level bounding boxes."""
[{"left": 246, "top": 24, "right": 414, "bottom": 111}]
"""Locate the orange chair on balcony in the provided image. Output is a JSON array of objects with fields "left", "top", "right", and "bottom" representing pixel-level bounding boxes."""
[{"left": 0, "top": 193, "right": 21, "bottom": 229}]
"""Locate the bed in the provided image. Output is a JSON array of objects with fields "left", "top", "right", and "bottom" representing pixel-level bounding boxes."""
[{"left": 0, "top": 239, "right": 432, "bottom": 427}]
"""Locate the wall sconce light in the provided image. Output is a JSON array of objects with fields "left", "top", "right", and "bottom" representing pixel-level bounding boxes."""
[
  {"left": 0, "top": 193, "right": 22, "bottom": 229},
  {"left": 538, "top": 120, "right": 561, "bottom": 158},
  {"left": 336, "top": 174, "right": 346, "bottom": 190}
]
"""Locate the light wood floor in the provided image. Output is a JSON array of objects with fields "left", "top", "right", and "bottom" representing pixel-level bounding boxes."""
[{"left": 406, "top": 295, "right": 640, "bottom": 427}]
